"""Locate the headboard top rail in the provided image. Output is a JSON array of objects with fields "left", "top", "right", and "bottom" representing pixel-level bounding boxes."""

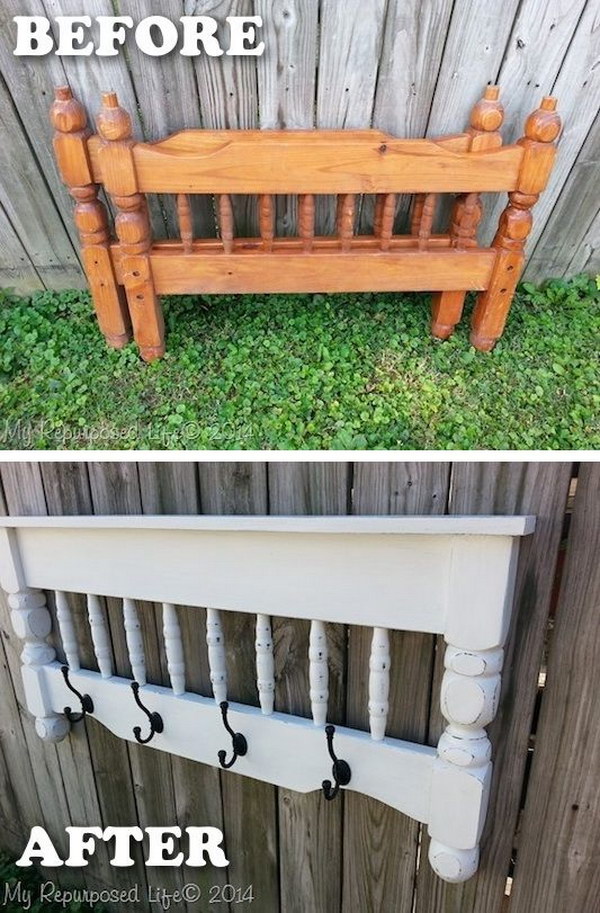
[{"left": 0, "top": 514, "right": 535, "bottom": 535}]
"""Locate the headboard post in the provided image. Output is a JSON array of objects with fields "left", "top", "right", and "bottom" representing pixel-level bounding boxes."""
[
  {"left": 50, "top": 86, "right": 130, "bottom": 349},
  {"left": 471, "top": 96, "right": 561, "bottom": 350},
  {"left": 431, "top": 85, "right": 505, "bottom": 341},
  {"left": 96, "top": 93, "right": 165, "bottom": 362},
  {"left": 0, "top": 528, "right": 69, "bottom": 743}
]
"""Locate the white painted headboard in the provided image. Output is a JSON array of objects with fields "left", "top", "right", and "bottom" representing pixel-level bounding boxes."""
[{"left": 0, "top": 514, "right": 535, "bottom": 883}]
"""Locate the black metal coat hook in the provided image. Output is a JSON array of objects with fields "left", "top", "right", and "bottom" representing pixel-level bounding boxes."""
[
  {"left": 131, "top": 681, "right": 164, "bottom": 745},
  {"left": 61, "top": 665, "right": 94, "bottom": 723},
  {"left": 217, "top": 701, "right": 247, "bottom": 770},
  {"left": 322, "top": 724, "right": 351, "bottom": 800}
]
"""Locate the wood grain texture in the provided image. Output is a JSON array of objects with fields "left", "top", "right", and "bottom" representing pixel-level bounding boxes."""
[
  {"left": 136, "top": 461, "right": 228, "bottom": 908},
  {"left": 85, "top": 462, "right": 185, "bottom": 906},
  {"left": 509, "top": 463, "right": 600, "bottom": 913},
  {"left": 0, "top": 75, "right": 82, "bottom": 288},
  {"left": 415, "top": 462, "right": 573, "bottom": 913},
  {"left": 343, "top": 463, "right": 450, "bottom": 913},
  {"left": 0, "top": 203, "right": 43, "bottom": 292},
  {"left": 268, "top": 463, "right": 350, "bottom": 913},
  {"left": 147, "top": 248, "right": 495, "bottom": 295},
  {"left": 197, "top": 463, "right": 279, "bottom": 913},
  {"left": 255, "top": 0, "right": 319, "bottom": 237}
]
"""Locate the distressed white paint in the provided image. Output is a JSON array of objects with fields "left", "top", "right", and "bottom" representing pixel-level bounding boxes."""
[
  {"left": 123, "top": 598, "right": 146, "bottom": 685},
  {"left": 0, "top": 513, "right": 535, "bottom": 884},
  {"left": 206, "top": 608, "right": 227, "bottom": 703},
  {"left": 255, "top": 613, "right": 274, "bottom": 715},
  {"left": 162, "top": 603, "right": 185, "bottom": 696},
  {"left": 55, "top": 590, "right": 80, "bottom": 671},
  {"left": 0, "top": 516, "right": 534, "bottom": 650},
  {"left": 309, "top": 620, "right": 328, "bottom": 726},
  {"left": 368, "top": 627, "right": 390, "bottom": 740},
  {"left": 86, "top": 594, "right": 113, "bottom": 679}
]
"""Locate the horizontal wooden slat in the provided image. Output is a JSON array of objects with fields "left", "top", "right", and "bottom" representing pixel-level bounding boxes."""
[
  {"left": 147, "top": 248, "right": 495, "bottom": 294},
  {"left": 88, "top": 132, "right": 522, "bottom": 194}
]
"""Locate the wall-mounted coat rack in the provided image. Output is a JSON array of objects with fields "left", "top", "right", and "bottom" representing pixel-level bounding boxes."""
[{"left": 0, "top": 514, "right": 535, "bottom": 883}]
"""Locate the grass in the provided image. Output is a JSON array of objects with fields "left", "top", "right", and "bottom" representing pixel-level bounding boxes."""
[{"left": 0, "top": 275, "right": 598, "bottom": 450}]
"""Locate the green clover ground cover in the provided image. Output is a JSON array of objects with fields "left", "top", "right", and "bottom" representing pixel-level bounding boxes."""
[{"left": 0, "top": 276, "right": 598, "bottom": 450}]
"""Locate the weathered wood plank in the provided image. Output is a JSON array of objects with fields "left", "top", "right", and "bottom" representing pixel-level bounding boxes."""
[
  {"left": 416, "top": 462, "right": 574, "bottom": 913},
  {"left": 197, "top": 463, "right": 279, "bottom": 913},
  {"left": 509, "top": 463, "right": 600, "bottom": 913},
  {"left": 568, "top": 204, "right": 600, "bottom": 275},
  {"left": 527, "top": 111, "right": 600, "bottom": 280},
  {"left": 0, "top": 464, "right": 82, "bottom": 887},
  {"left": 0, "top": 203, "right": 44, "bottom": 292},
  {"left": 255, "top": 0, "right": 319, "bottom": 237},
  {"left": 136, "top": 461, "right": 228, "bottom": 909},
  {"left": 519, "top": 0, "right": 600, "bottom": 255},
  {"left": 0, "top": 0, "right": 84, "bottom": 252},
  {"left": 0, "top": 74, "right": 83, "bottom": 288},
  {"left": 86, "top": 462, "right": 185, "bottom": 904},
  {"left": 37, "top": 462, "right": 140, "bottom": 905},
  {"left": 268, "top": 463, "right": 349, "bottom": 913},
  {"left": 186, "top": 0, "right": 259, "bottom": 236},
  {"left": 343, "top": 463, "right": 450, "bottom": 913},
  {"left": 482, "top": 0, "right": 589, "bottom": 247},
  {"left": 364, "top": 0, "right": 454, "bottom": 232},
  {"left": 316, "top": 0, "right": 387, "bottom": 233},
  {"left": 119, "top": 0, "right": 215, "bottom": 239}
]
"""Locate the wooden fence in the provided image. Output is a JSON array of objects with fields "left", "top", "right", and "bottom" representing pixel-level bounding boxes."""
[
  {"left": 0, "top": 0, "right": 598, "bottom": 294},
  {"left": 1, "top": 460, "right": 598, "bottom": 913}
]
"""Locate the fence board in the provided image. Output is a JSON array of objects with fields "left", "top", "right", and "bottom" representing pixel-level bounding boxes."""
[
  {"left": 316, "top": 0, "right": 387, "bottom": 233},
  {"left": 85, "top": 462, "right": 186, "bottom": 904},
  {"left": 0, "top": 464, "right": 83, "bottom": 889},
  {"left": 365, "top": 0, "right": 454, "bottom": 231},
  {"left": 0, "top": 203, "right": 43, "bottom": 292},
  {"left": 509, "top": 463, "right": 600, "bottom": 913},
  {"left": 342, "top": 463, "right": 451, "bottom": 913},
  {"left": 416, "top": 462, "right": 573, "bottom": 913},
  {"left": 136, "top": 462, "right": 227, "bottom": 911},
  {"left": 522, "top": 0, "right": 600, "bottom": 255},
  {"left": 255, "top": 0, "right": 319, "bottom": 236},
  {"left": 267, "top": 463, "right": 349, "bottom": 913},
  {"left": 568, "top": 205, "right": 600, "bottom": 274},
  {"left": 197, "top": 463, "right": 279, "bottom": 913},
  {"left": 0, "top": 72, "right": 82, "bottom": 288},
  {"left": 526, "top": 111, "right": 600, "bottom": 279}
]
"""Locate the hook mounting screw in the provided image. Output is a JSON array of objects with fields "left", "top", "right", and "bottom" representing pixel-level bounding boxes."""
[
  {"left": 131, "top": 681, "right": 163, "bottom": 745},
  {"left": 322, "top": 724, "right": 351, "bottom": 800},
  {"left": 61, "top": 665, "right": 94, "bottom": 723},
  {"left": 218, "top": 701, "right": 247, "bottom": 770}
]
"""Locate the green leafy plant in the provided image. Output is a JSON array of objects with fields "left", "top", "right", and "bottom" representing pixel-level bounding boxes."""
[{"left": 0, "top": 276, "right": 598, "bottom": 450}]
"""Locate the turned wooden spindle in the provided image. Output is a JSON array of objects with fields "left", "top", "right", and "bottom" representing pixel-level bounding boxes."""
[
  {"left": 55, "top": 591, "right": 80, "bottom": 672},
  {"left": 177, "top": 194, "right": 193, "bottom": 254},
  {"left": 298, "top": 194, "right": 315, "bottom": 251},
  {"left": 337, "top": 193, "right": 356, "bottom": 252},
  {"left": 259, "top": 194, "right": 275, "bottom": 251},
  {"left": 374, "top": 193, "right": 396, "bottom": 251},
  {"left": 470, "top": 97, "right": 561, "bottom": 350},
  {"left": 50, "top": 86, "right": 131, "bottom": 349},
  {"left": 432, "top": 85, "right": 505, "bottom": 341},
  {"left": 123, "top": 598, "right": 146, "bottom": 685},
  {"left": 417, "top": 193, "right": 436, "bottom": 250},
  {"left": 218, "top": 194, "right": 235, "bottom": 254},
  {"left": 96, "top": 91, "right": 164, "bottom": 362}
]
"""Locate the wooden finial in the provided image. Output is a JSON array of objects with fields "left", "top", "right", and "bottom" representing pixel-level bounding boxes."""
[
  {"left": 96, "top": 92, "right": 132, "bottom": 142},
  {"left": 470, "top": 85, "right": 504, "bottom": 133},
  {"left": 525, "top": 97, "right": 561, "bottom": 143},
  {"left": 50, "top": 85, "right": 87, "bottom": 134}
]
